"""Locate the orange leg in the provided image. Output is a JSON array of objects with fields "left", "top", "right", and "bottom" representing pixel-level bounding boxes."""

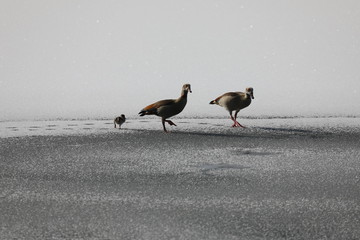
[
  {"left": 230, "top": 112, "right": 245, "bottom": 128},
  {"left": 234, "top": 111, "right": 245, "bottom": 128},
  {"left": 230, "top": 112, "right": 238, "bottom": 127}
]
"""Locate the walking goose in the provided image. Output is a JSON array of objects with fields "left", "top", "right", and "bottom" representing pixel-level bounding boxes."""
[
  {"left": 210, "top": 87, "right": 254, "bottom": 127},
  {"left": 139, "top": 84, "right": 192, "bottom": 132},
  {"left": 114, "top": 114, "right": 126, "bottom": 128}
]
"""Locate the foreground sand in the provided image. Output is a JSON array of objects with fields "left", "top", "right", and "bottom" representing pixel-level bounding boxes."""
[{"left": 1, "top": 117, "right": 360, "bottom": 239}]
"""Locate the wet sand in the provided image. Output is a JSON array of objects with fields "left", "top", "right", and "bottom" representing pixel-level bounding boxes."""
[{"left": 1, "top": 118, "right": 360, "bottom": 239}]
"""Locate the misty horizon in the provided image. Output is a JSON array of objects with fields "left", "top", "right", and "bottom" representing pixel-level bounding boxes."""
[{"left": 1, "top": 1, "right": 360, "bottom": 121}]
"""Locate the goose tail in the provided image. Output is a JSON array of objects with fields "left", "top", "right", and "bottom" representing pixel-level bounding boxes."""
[{"left": 138, "top": 110, "right": 146, "bottom": 116}]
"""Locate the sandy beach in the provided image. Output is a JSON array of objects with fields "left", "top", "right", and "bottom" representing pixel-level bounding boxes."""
[{"left": 1, "top": 117, "right": 360, "bottom": 239}]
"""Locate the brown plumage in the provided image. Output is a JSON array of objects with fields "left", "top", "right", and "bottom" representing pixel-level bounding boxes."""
[
  {"left": 210, "top": 87, "right": 254, "bottom": 127},
  {"left": 139, "top": 84, "right": 192, "bottom": 132}
]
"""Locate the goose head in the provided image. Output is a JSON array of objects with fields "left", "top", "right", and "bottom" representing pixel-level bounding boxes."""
[
  {"left": 182, "top": 84, "right": 192, "bottom": 94},
  {"left": 246, "top": 87, "right": 254, "bottom": 99}
]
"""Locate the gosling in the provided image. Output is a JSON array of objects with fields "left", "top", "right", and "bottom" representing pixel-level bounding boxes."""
[{"left": 114, "top": 114, "right": 126, "bottom": 129}]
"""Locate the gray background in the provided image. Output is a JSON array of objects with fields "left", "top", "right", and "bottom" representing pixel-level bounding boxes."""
[{"left": 1, "top": 0, "right": 360, "bottom": 120}]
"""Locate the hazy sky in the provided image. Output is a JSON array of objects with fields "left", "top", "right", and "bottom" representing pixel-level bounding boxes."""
[{"left": 1, "top": 0, "right": 360, "bottom": 120}]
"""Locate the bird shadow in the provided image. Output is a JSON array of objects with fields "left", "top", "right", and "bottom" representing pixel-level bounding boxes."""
[
  {"left": 124, "top": 126, "right": 316, "bottom": 138},
  {"left": 172, "top": 130, "right": 253, "bottom": 138},
  {"left": 196, "top": 163, "right": 250, "bottom": 175},
  {"left": 172, "top": 127, "right": 314, "bottom": 138},
  {"left": 231, "top": 149, "right": 278, "bottom": 156},
  {"left": 257, "top": 127, "right": 314, "bottom": 134}
]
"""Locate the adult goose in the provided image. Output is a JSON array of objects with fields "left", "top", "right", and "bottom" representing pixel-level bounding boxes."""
[
  {"left": 139, "top": 84, "right": 192, "bottom": 132},
  {"left": 210, "top": 87, "right": 254, "bottom": 127}
]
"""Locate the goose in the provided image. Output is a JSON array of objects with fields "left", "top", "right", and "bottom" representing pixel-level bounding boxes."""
[
  {"left": 210, "top": 87, "right": 254, "bottom": 127},
  {"left": 114, "top": 114, "right": 126, "bottom": 128},
  {"left": 139, "top": 84, "right": 192, "bottom": 132}
]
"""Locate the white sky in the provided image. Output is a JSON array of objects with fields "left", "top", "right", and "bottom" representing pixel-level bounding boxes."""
[{"left": 1, "top": 0, "right": 360, "bottom": 120}]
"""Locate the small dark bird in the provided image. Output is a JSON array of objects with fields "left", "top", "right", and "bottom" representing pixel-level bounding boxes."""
[
  {"left": 114, "top": 114, "right": 126, "bottom": 129},
  {"left": 138, "top": 84, "right": 192, "bottom": 132},
  {"left": 210, "top": 87, "right": 254, "bottom": 127}
]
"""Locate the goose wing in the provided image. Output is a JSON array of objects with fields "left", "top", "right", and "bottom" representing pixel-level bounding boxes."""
[
  {"left": 139, "top": 99, "right": 176, "bottom": 116},
  {"left": 212, "top": 92, "right": 240, "bottom": 103}
]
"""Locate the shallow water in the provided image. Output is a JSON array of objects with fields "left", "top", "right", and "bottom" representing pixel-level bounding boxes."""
[{"left": 1, "top": 117, "right": 360, "bottom": 239}]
